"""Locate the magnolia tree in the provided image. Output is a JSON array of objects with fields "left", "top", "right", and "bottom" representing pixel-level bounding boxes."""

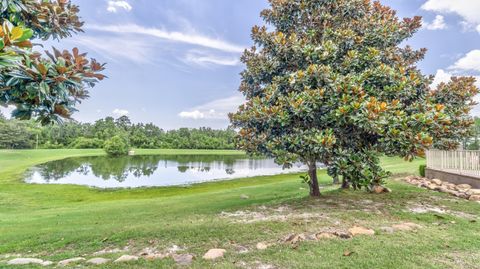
[
  {"left": 0, "top": 0, "right": 105, "bottom": 124},
  {"left": 230, "top": 0, "right": 478, "bottom": 196}
]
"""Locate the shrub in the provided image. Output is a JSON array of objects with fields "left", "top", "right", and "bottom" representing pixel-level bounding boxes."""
[
  {"left": 70, "top": 137, "right": 104, "bottom": 149},
  {"left": 419, "top": 165, "right": 426, "bottom": 177},
  {"left": 104, "top": 136, "right": 129, "bottom": 156}
]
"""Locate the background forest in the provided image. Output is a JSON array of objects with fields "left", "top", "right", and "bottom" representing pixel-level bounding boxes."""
[{"left": 0, "top": 113, "right": 236, "bottom": 150}]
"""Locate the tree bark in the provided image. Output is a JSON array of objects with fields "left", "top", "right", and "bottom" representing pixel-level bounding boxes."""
[
  {"left": 341, "top": 176, "right": 350, "bottom": 189},
  {"left": 308, "top": 162, "right": 321, "bottom": 197}
]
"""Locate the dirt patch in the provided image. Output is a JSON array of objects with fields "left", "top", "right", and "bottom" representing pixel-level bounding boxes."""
[
  {"left": 219, "top": 205, "right": 330, "bottom": 224},
  {"left": 406, "top": 202, "right": 478, "bottom": 220},
  {"left": 436, "top": 251, "right": 480, "bottom": 269}
]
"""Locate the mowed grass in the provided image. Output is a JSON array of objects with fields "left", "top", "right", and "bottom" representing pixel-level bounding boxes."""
[{"left": 0, "top": 149, "right": 479, "bottom": 269}]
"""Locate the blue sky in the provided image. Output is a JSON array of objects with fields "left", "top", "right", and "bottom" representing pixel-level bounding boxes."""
[{"left": 4, "top": 0, "right": 480, "bottom": 129}]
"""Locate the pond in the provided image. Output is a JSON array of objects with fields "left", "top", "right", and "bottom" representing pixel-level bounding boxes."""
[{"left": 25, "top": 155, "right": 310, "bottom": 188}]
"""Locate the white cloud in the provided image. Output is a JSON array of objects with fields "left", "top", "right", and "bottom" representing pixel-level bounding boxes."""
[
  {"left": 113, "top": 109, "right": 129, "bottom": 117},
  {"left": 107, "top": 0, "right": 132, "bottom": 13},
  {"left": 450, "top": 50, "right": 480, "bottom": 72},
  {"left": 422, "top": 0, "right": 480, "bottom": 30},
  {"left": 71, "top": 35, "right": 154, "bottom": 64},
  {"left": 431, "top": 69, "right": 480, "bottom": 116},
  {"left": 423, "top": 15, "right": 447, "bottom": 30},
  {"left": 179, "top": 95, "right": 244, "bottom": 120},
  {"left": 432, "top": 69, "right": 480, "bottom": 87},
  {"left": 86, "top": 24, "right": 244, "bottom": 53},
  {"left": 431, "top": 69, "right": 452, "bottom": 87},
  {"left": 183, "top": 50, "right": 240, "bottom": 67},
  {"left": 477, "top": 24, "right": 480, "bottom": 33}
]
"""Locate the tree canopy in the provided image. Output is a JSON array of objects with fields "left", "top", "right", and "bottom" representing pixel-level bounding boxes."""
[
  {"left": 230, "top": 0, "right": 479, "bottom": 196},
  {"left": 0, "top": 0, "right": 105, "bottom": 124}
]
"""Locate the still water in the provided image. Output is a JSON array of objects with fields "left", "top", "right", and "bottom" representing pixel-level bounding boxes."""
[{"left": 25, "top": 155, "right": 309, "bottom": 188}]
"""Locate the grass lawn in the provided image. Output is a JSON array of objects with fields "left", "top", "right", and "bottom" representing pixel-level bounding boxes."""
[{"left": 0, "top": 149, "right": 479, "bottom": 268}]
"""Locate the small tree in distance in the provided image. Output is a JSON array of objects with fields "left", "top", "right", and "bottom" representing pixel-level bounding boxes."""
[
  {"left": 104, "top": 135, "right": 129, "bottom": 157},
  {"left": 230, "top": 0, "right": 478, "bottom": 196},
  {"left": 0, "top": 0, "right": 105, "bottom": 125}
]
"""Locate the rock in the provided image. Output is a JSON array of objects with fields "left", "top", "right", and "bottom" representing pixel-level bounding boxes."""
[
  {"left": 467, "top": 189, "right": 480, "bottom": 196},
  {"left": 234, "top": 245, "right": 249, "bottom": 254},
  {"left": 392, "top": 222, "right": 421, "bottom": 231},
  {"left": 445, "top": 183, "right": 457, "bottom": 190},
  {"left": 456, "top": 184, "right": 472, "bottom": 191},
  {"left": 372, "top": 185, "right": 389, "bottom": 194},
  {"left": 202, "top": 249, "right": 226, "bottom": 260},
  {"left": 41, "top": 261, "right": 53, "bottom": 266},
  {"left": 87, "top": 258, "right": 110, "bottom": 265},
  {"left": 145, "top": 253, "right": 168, "bottom": 260},
  {"left": 380, "top": 227, "right": 395, "bottom": 234},
  {"left": 431, "top": 179, "right": 443, "bottom": 185},
  {"left": 58, "top": 257, "right": 86, "bottom": 266},
  {"left": 93, "top": 248, "right": 122, "bottom": 256},
  {"left": 455, "top": 192, "right": 470, "bottom": 199},
  {"left": 240, "top": 194, "right": 250, "bottom": 200},
  {"left": 114, "top": 255, "right": 139, "bottom": 263},
  {"left": 348, "top": 226, "right": 375, "bottom": 236},
  {"left": 7, "top": 258, "right": 44, "bottom": 265},
  {"left": 316, "top": 232, "right": 337, "bottom": 239},
  {"left": 427, "top": 184, "right": 437, "bottom": 190},
  {"left": 256, "top": 242, "right": 269, "bottom": 250},
  {"left": 284, "top": 233, "right": 306, "bottom": 244},
  {"left": 469, "top": 195, "right": 480, "bottom": 201},
  {"left": 172, "top": 254, "right": 194, "bottom": 265},
  {"left": 333, "top": 231, "right": 352, "bottom": 239}
]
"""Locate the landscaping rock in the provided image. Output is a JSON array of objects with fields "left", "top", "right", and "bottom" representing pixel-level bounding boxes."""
[
  {"left": 392, "top": 222, "right": 421, "bottom": 231},
  {"left": 114, "top": 255, "right": 139, "bottom": 263},
  {"left": 456, "top": 184, "right": 472, "bottom": 191},
  {"left": 240, "top": 194, "right": 250, "bottom": 200},
  {"left": 7, "top": 258, "right": 44, "bottom": 265},
  {"left": 348, "top": 226, "right": 375, "bottom": 236},
  {"left": 256, "top": 242, "right": 269, "bottom": 250},
  {"left": 372, "top": 185, "right": 391, "bottom": 194},
  {"left": 87, "top": 258, "right": 110, "bottom": 265},
  {"left": 469, "top": 195, "right": 480, "bottom": 201},
  {"left": 234, "top": 245, "right": 249, "bottom": 254},
  {"left": 467, "top": 189, "right": 480, "bottom": 196},
  {"left": 58, "top": 257, "right": 86, "bottom": 266},
  {"left": 93, "top": 248, "right": 122, "bottom": 256},
  {"left": 284, "top": 233, "right": 306, "bottom": 244},
  {"left": 380, "top": 227, "right": 395, "bottom": 234},
  {"left": 431, "top": 179, "right": 443, "bottom": 185},
  {"left": 41, "top": 261, "right": 53, "bottom": 266},
  {"left": 172, "top": 254, "right": 194, "bottom": 266},
  {"left": 145, "top": 253, "right": 168, "bottom": 260},
  {"left": 316, "top": 232, "right": 337, "bottom": 239},
  {"left": 203, "top": 249, "right": 226, "bottom": 260},
  {"left": 333, "top": 231, "right": 352, "bottom": 239}
]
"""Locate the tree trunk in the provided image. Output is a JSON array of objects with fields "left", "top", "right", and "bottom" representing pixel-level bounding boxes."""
[
  {"left": 333, "top": 176, "right": 340, "bottom": 185},
  {"left": 308, "top": 162, "right": 321, "bottom": 197},
  {"left": 341, "top": 176, "right": 350, "bottom": 189}
]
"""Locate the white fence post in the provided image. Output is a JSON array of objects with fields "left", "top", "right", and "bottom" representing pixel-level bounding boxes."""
[{"left": 426, "top": 150, "right": 480, "bottom": 178}]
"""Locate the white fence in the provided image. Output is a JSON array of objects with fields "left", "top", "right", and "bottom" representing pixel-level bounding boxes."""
[{"left": 426, "top": 150, "right": 480, "bottom": 178}]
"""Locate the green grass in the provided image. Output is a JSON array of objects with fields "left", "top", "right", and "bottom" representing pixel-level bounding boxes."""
[{"left": 0, "top": 149, "right": 479, "bottom": 269}]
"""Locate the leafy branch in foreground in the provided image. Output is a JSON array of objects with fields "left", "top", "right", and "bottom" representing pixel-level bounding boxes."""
[
  {"left": 230, "top": 0, "right": 478, "bottom": 196},
  {"left": 0, "top": 0, "right": 105, "bottom": 124}
]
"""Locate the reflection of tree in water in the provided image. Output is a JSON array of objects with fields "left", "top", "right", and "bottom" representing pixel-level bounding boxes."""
[{"left": 32, "top": 155, "right": 248, "bottom": 182}]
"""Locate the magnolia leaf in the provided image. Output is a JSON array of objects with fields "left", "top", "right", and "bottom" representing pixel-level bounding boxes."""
[{"left": 10, "top": 27, "right": 23, "bottom": 41}]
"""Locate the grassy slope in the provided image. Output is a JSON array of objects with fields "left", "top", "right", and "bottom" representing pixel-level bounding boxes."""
[{"left": 0, "top": 149, "right": 479, "bottom": 269}]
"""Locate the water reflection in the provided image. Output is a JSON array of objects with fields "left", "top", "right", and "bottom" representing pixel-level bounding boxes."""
[{"left": 25, "top": 155, "right": 308, "bottom": 188}]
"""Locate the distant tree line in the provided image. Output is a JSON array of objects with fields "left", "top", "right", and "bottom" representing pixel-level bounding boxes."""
[{"left": 0, "top": 113, "right": 236, "bottom": 150}]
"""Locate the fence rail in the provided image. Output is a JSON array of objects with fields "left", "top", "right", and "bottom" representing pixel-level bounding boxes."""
[{"left": 426, "top": 150, "right": 480, "bottom": 178}]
